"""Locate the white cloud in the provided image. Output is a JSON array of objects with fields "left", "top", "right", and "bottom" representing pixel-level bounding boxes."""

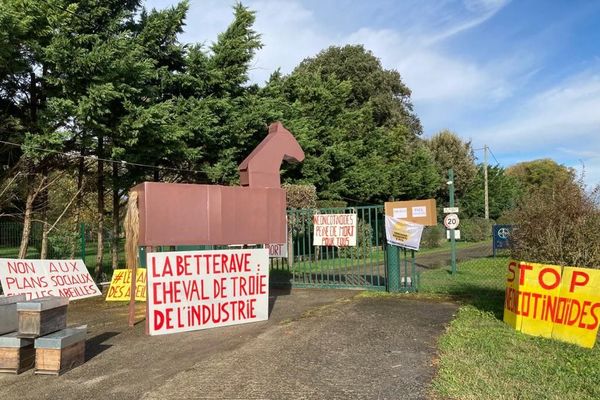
[
  {"left": 476, "top": 71, "right": 600, "bottom": 149},
  {"left": 148, "top": 0, "right": 515, "bottom": 103},
  {"left": 469, "top": 70, "right": 600, "bottom": 186}
]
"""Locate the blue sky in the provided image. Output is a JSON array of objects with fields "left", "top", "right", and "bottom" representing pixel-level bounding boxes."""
[{"left": 146, "top": 0, "right": 600, "bottom": 186}]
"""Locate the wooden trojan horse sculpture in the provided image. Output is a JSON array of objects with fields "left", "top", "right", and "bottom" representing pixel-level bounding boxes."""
[{"left": 124, "top": 122, "right": 304, "bottom": 325}]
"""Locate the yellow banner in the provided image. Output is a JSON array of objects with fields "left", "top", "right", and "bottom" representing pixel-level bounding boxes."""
[
  {"left": 551, "top": 267, "right": 600, "bottom": 348},
  {"left": 503, "top": 260, "right": 600, "bottom": 348},
  {"left": 106, "top": 269, "right": 146, "bottom": 301}
]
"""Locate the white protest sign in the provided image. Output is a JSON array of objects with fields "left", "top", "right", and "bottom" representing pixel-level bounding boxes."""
[
  {"left": 312, "top": 213, "right": 357, "bottom": 247},
  {"left": 0, "top": 259, "right": 100, "bottom": 300},
  {"left": 384, "top": 216, "right": 425, "bottom": 250},
  {"left": 147, "top": 248, "right": 270, "bottom": 336}
]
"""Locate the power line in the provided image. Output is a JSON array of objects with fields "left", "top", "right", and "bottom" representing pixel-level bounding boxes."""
[
  {"left": 474, "top": 146, "right": 501, "bottom": 166},
  {"left": 0, "top": 139, "right": 204, "bottom": 175},
  {"left": 488, "top": 147, "right": 500, "bottom": 166}
]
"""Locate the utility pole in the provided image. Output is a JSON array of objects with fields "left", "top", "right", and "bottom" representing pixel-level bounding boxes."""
[
  {"left": 484, "top": 145, "right": 489, "bottom": 220},
  {"left": 448, "top": 169, "right": 457, "bottom": 274}
]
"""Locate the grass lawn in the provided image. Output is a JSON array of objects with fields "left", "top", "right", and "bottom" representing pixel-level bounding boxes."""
[
  {"left": 290, "top": 240, "right": 490, "bottom": 273},
  {"left": 418, "top": 257, "right": 600, "bottom": 400}
]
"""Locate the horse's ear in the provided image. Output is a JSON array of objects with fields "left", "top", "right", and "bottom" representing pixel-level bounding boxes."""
[{"left": 269, "top": 121, "right": 284, "bottom": 134}]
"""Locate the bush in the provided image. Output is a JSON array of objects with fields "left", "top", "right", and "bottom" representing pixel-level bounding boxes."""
[
  {"left": 421, "top": 225, "right": 444, "bottom": 248},
  {"left": 339, "top": 219, "right": 373, "bottom": 259},
  {"left": 508, "top": 180, "right": 600, "bottom": 268},
  {"left": 459, "top": 217, "right": 494, "bottom": 242},
  {"left": 316, "top": 199, "right": 348, "bottom": 209},
  {"left": 283, "top": 184, "right": 317, "bottom": 209}
]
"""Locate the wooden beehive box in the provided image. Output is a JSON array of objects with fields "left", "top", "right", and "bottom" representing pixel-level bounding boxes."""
[
  {"left": 34, "top": 326, "right": 86, "bottom": 375},
  {"left": 0, "top": 332, "right": 35, "bottom": 374},
  {"left": 0, "top": 294, "right": 27, "bottom": 335},
  {"left": 17, "top": 296, "right": 69, "bottom": 338}
]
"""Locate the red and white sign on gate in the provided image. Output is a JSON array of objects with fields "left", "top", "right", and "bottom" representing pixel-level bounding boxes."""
[
  {"left": 147, "top": 248, "right": 270, "bottom": 336},
  {"left": 312, "top": 213, "right": 357, "bottom": 247}
]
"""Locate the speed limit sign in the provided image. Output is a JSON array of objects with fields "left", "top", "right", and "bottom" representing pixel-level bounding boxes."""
[{"left": 444, "top": 213, "right": 460, "bottom": 229}]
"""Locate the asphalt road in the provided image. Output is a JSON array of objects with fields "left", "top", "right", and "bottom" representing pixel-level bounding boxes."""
[{"left": 0, "top": 289, "right": 458, "bottom": 400}]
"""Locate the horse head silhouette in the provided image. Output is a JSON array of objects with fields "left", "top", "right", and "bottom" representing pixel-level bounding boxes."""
[{"left": 239, "top": 122, "right": 305, "bottom": 188}]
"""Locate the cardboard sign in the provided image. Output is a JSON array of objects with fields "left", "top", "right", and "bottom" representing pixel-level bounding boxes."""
[
  {"left": 312, "top": 214, "right": 357, "bottom": 247},
  {"left": 106, "top": 269, "right": 147, "bottom": 301},
  {"left": 0, "top": 258, "right": 100, "bottom": 300},
  {"left": 385, "top": 216, "right": 424, "bottom": 250},
  {"left": 504, "top": 260, "right": 600, "bottom": 348},
  {"left": 147, "top": 249, "right": 270, "bottom": 336},
  {"left": 384, "top": 199, "right": 437, "bottom": 226}
]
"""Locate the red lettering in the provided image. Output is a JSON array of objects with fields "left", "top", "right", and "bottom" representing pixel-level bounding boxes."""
[
  {"left": 519, "top": 263, "right": 533, "bottom": 285},
  {"left": 154, "top": 310, "right": 164, "bottom": 330},
  {"left": 569, "top": 270, "right": 589, "bottom": 293},
  {"left": 507, "top": 261, "right": 517, "bottom": 282},
  {"left": 164, "top": 308, "right": 174, "bottom": 330},
  {"left": 151, "top": 256, "right": 159, "bottom": 277},
  {"left": 163, "top": 257, "right": 173, "bottom": 276},
  {"left": 538, "top": 268, "right": 561, "bottom": 290},
  {"left": 587, "top": 303, "right": 600, "bottom": 330},
  {"left": 578, "top": 301, "right": 592, "bottom": 329},
  {"left": 567, "top": 299, "right": 581, "bottom": 326}
]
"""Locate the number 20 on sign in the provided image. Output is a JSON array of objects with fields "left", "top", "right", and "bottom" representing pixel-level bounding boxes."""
[{"left": 443, "top": 213, "right": 459, "bottom": 230}]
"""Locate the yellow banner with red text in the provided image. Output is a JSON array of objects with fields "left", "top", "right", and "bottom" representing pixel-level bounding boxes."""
[
  {"left": 504, "top": 261, "right": 600, "bottom": 348},
  {"left": 105, "top": 269, "right": 146, "bottom": 301}
]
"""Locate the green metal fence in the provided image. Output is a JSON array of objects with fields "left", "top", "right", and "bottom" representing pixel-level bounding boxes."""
[
  {"left": 0, "top": 220, "right": 123, "bottom": 277},
  {"left": 1, "top": 209, "right": 422, "bottom": 293},
  {"left": 270, "top": 205, "right": 389, "bottom": 291}
]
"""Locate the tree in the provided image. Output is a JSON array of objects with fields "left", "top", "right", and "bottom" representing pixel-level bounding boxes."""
[
  {"left": 427, "top": 130, "right": 477, "bottom": 203},
  {"left": 461, "top": 165, "right": 521, "bottom": 219},
  {"left": 261, "top": 45, "right": 437, "bottom": 203},
  {"left": 0, "top": 0, "right": 71, "bottom": 258},
  {"left": 506, "top": 159, "right": 575, "bottom": 194}
]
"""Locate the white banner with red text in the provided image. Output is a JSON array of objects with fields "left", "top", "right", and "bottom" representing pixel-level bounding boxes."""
[
  {"left": 0, "top": 258, "right": 100, "bottom": 300},
  {"left": 147, "top": 248, "right": 270, "bottom": 336}
]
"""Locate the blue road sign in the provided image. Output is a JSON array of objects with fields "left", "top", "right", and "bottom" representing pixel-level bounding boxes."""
[{"left": 493, "top": 224, "right": 513, "bottom": 256}]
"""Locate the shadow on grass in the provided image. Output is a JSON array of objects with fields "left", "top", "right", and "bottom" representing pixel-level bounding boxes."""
[
  {"left": 418, "top": 256, "right": 509, "bottom": 319},
  {"left": 438, "top": 285, "right": 506, "bottom": 319}
]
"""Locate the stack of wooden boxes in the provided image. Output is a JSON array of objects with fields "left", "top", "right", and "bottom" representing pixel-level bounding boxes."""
[
  {"left": 0, "top": 295, "right": 87, "bottom": 375},
  {"left": 0, "top": 294, "right": 33, "bottom": 374}
]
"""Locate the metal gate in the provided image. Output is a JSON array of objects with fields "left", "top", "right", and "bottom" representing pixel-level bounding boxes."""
[{"left": 270, "top": 205, "right": 388, "bottom": 291}]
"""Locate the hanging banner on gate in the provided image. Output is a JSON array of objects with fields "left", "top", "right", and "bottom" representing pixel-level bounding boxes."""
[
  {"left": 312, "top": 213, "right": 357, "bottom": 247},
  {"left": 0, "top": 258, "right": 100, "bottom": 300},
  {"left": 385, "top": 216, "right": 424, "bottom": 250},
  {"left": 147, "top": 248, "right": 270, "bottom": 336}
]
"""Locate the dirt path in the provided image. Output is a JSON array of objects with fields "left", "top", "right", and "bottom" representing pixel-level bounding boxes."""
[
  {"left": 0, "top": 290, "right": 457, "bottom": 400},
  {"left": 415, "top": 242, "right": 492, "bottom": 270}
]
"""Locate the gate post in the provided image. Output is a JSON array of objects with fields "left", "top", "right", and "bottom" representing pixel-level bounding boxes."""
[{"left": 386, "top": 245, "right": 400, "bottom": 292}]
